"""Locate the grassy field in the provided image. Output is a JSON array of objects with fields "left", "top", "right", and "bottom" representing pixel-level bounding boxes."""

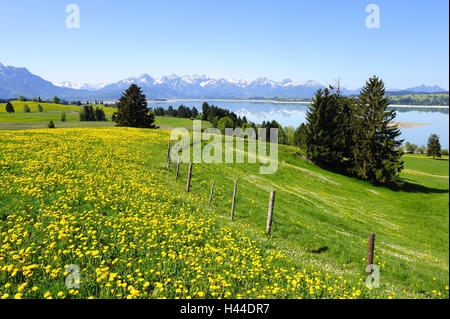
[
  {"left": 402, "top": 154, "right": 449, "bottom": 176},
  {"left": 0, "top": 101, "right": 210, "bottom": 131},
  {"left": 0, "top": 127, "right": 448, "bottom": 299}
]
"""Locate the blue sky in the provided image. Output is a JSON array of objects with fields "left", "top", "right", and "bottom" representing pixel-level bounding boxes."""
[{"left": 1, "top": 0, "right": 448, "bottom": 89}]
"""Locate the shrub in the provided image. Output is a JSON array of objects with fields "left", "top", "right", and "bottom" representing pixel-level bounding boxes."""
[
  {"left": 23, "top": 104, "right": 31, "bottom": 113},
  {"left": 48, "top": 120, "right": 55, "bottom": 128},
  {"left": 61, "top": 112, "right": 66, "bottom": 122},
  {"left": 37, "top": 104, "right": 43, "bottom": 112}
]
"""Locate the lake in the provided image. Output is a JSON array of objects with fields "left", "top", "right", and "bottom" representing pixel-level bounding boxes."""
[{"left": 148, "top": 100, "right": 449, "bottom": 149}]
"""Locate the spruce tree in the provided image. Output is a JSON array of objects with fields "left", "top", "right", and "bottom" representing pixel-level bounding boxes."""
[
  {"left": 113, "top": 85, "right": 155, "bottom": 128},
  {"left": 305, "top": 88, "right": 351, "bottom": 169},
  {"left": 350, "top": 76, "right": 403, "bottom": 185},
  {"left": 426, "top": 134, "right": 441, "bottom": 159}
]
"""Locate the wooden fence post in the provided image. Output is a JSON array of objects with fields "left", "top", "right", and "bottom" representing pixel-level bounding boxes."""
[
  {"left": 176, "top": 159, "right": 180, "bottom": 180},
  {"left": 230, "top": 180, "right": 237, "bottom": 220},
  {"left": 208, "top": 180, "right": 215, "bottom": 206},
  {"left": 186, "top": 163, "right": 193, "bottom": 192},
  {"left": 167, "top": 140, "right": 171, "bottom": 169},
  {"left": 366, "top": 232, "right": 375, "bottom": 274},
  {"left": 266, "top": 190, "right": 276, "bottom": 235}
]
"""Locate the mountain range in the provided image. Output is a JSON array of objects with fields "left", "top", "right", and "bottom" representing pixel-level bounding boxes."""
[{"left": 1, "top": 62, "right": 448, "bottom": 101}]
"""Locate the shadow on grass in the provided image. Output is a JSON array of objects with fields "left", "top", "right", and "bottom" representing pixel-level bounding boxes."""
[
  {"left": 400, "top": 179, "right": 449, "bottom": 194},
  {"left": 309, "top": 246, "right": 329, "bottom": 254}
]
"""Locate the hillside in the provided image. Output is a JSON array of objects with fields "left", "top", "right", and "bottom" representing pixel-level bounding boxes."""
[
  {"left": 0, "top": 127, "right": 448, "bottom": 299},
  {"left": 0, "top": 101, "right": 211, "bottom": 131}
]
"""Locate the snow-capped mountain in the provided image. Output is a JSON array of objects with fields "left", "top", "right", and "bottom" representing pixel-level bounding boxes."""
[
  {"left": 1, "top": 62, "right": 448, "bottom": 100},
  {"left": 55, "top": 81, "right": 109, "bottom": 91},
  {"left": 96, "top": 74, "right": 325, "bottom": 99}
]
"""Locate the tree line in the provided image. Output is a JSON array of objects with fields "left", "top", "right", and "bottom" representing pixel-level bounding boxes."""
[{"left": 154, "top": 105, "right": 199, "bottom": 119}]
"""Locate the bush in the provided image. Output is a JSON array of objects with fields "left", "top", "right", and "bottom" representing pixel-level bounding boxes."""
[
  {"left": 61, "top": 112, "right": 66, "bottom": 122},
  {"left": 37, "top": 104, "right": 43, "bottom": 112},
  {"left": 23, "top": 104, "right": 31, "bottom": 113},
  {"left": 48, "top": 120, "right": 55, "bottom": 128},
  {"left": 441, "top": 149, "right": 449, "bottom": 156}
]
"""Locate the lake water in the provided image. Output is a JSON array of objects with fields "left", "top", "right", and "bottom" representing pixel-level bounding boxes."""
[{"left": 148, "top": 100, "right": 449, "bottom": 149}]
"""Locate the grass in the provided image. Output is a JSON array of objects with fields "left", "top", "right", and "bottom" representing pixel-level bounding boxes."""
[
  {"left": 0, "top": 101, "right": 210, "bottom": 131},
  {"left": 154, "top": 116, "right": 212, "bottom": 130},
  {"left": 0, "top": 126, "right": 448, "bottom": 299},
  {"left": 402, "top": 154, "right": 449, "bottom": 176}
]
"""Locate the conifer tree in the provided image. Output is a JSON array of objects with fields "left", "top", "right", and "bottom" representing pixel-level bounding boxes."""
[
  {"left": 113, "top": 84, "right": 154, "bottom": 128},
  {"left": 5, "top": 102, "right": 14, "bottom": 113},
  {"left": 305, "top": 88, "right": 351, "bottom": 169},
  {"left": 350, "top": 76, "right": 403, "bottom": 185}
]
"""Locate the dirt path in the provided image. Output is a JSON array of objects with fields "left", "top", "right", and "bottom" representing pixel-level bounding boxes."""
[{"left": 403, "top": 169, "right": 449, "bottom": 178}]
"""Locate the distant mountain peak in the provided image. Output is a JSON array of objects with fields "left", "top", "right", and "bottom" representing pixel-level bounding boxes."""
[
  {"left": 406, "top": 84, "right": 447, "bottom": 93},
  {"left": 1, "top": 62, "right": 447, "bottom": 100}
]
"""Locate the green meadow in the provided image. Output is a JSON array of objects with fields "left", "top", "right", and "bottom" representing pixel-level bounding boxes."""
[
  {"left": 0, "top": 103, "right": 448, "bottom": 299},
  {"left": 0, "top": 101, "right": 210, "bottom": 131},
  {"left": 402, "top": 154, "right": 449, "bottom": 176}
]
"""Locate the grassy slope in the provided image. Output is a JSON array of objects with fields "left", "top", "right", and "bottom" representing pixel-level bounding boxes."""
[
  {"left": 180, "top": 140, "right": 449, "bottom": 298},
  {"left": 0, "top": 127, "right": 448, "bottom": 299}
]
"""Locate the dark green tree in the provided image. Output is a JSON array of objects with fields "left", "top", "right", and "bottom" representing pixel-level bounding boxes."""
[
  {"left": 48, "top": 120, "right": 55, "bottom": 128},
  {"left": 61, "top": 112, "right": 66, "bottom": 122},
  {"left": 5, "top": 102, "right": 14, "bottom": 113},
  {"left": 305, "top": 88, "right": 352, "bottom": 169},
  {"left": 112, "top": 84, "right": 155, "bottom": 128},
  {"left": 350, "top": 76, "right": 403, "bottom": 185},
  {"left": 191, "top": 107, "right": 199, "bottom": 118},
  {"left": 52, "top": 96, "right": 60, "bottom": 104},
  {"left": 79, "top": 105, "right": 96, "bottom": 121},
  {"left": 426, "top": 134, "right": 441, "bottom": 159},
  {"left": 94, "top": 107, "right": 107, "bottom": 121},
  {"left": 294, "top": 123, "right": 307, "bottom": 150},
  {"left": 37, "top": 104, "right": 43, "bottom": 112},
  {"left": 23, "top": 104, "right": 31, "bottom": 113}
]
